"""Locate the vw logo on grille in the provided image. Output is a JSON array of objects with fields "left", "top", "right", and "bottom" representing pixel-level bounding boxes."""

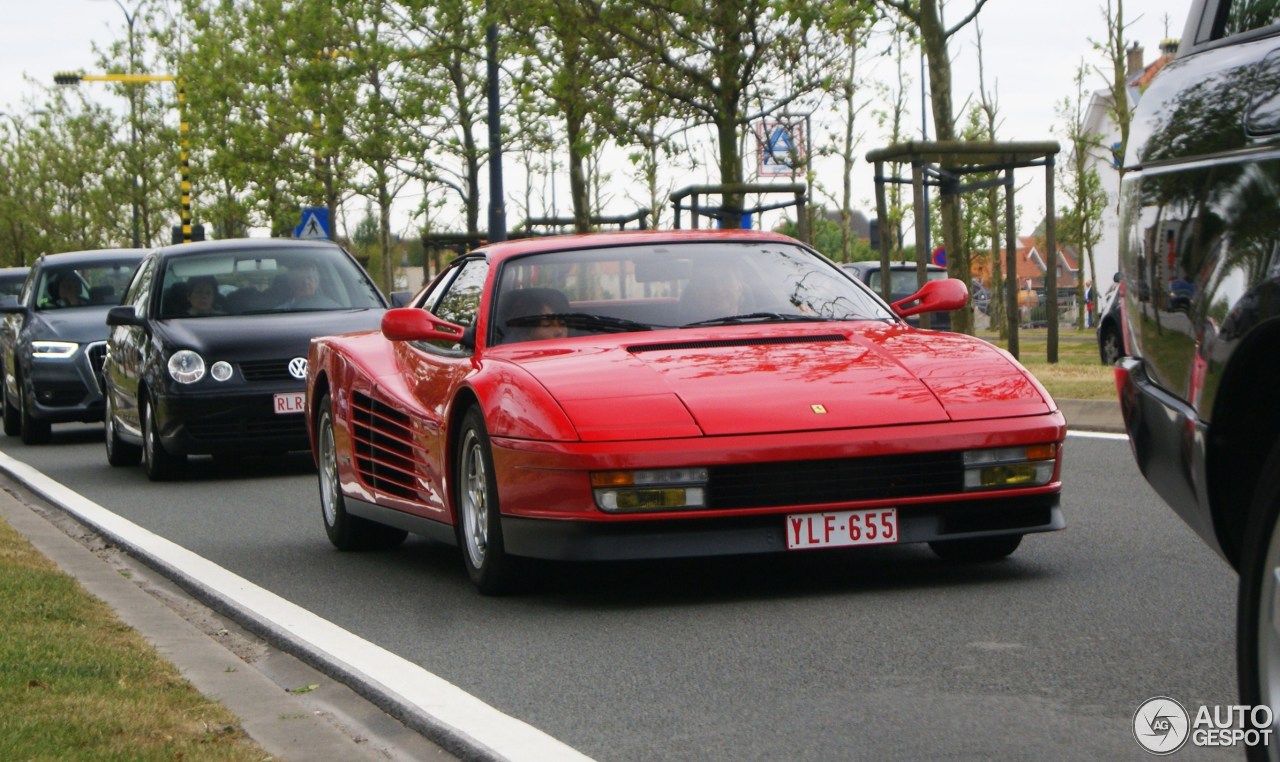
[{"left": 288, "top": 357, "right": 309, "bottom": 380}]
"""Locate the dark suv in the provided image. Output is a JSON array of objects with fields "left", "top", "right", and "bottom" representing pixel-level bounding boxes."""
[{"left": 1115, "top": 0, "right": 1280, "bottom": 744}]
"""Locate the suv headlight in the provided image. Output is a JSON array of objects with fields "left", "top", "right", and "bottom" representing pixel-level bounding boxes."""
[
  {"left": 167, "top": 350, "right": 206, "bottom": 384},
  {"left": 31, "top": 341, "right": 78, "bottom": 359}
]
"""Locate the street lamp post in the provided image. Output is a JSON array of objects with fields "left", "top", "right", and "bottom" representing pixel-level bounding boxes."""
[{"left": 96, "top": 0, "right": 143, "bottom": 248}]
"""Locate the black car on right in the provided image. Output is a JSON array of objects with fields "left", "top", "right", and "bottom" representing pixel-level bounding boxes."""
[{"left": 1115, "top": 2, "right": 1280, "bottom": 752}]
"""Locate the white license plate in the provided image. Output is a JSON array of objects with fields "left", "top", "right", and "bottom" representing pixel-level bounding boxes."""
[
  {"left": 274, "top": 392, "right": 305, "bottom": 414},
  {"left": 786, "top": 508, "right": 899, "bottom": 550}
]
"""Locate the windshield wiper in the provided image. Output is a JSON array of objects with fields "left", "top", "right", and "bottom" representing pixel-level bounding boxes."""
[
  {"left": 683, "top": 312, "right": 830, "bottom": 327},
  {"left": 508, "top": 312, "right": 656, "bottom": 333}
]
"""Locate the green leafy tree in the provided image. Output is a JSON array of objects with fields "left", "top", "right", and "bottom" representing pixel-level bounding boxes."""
[
  {"left": 1058, "top": 63, "right": 1109, "bottom": 328},
  {"left": 876, "top": 0, "right": 993, "bottom": 335}
]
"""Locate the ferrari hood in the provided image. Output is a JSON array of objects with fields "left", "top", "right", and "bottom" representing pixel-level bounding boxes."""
[{"left": 504, "top": 325, "right": 1054, "bottom": 438}]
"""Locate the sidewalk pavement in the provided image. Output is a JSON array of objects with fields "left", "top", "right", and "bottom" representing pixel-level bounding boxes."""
[
  {"left": 0, "top": 478, "right": 456, "bottom": 762},
  {"left": 0, "top": 398, "right": 1123, "bottom": 761}
]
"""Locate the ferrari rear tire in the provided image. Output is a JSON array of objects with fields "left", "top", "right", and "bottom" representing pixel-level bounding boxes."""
[
  {"left": 104, "top": 391, "right": 141, "bottom": 467},
  {"left": 2, "top": 370, "right": 19, "bottom": 437},
  {"left": 316, "top": 393, "right": 406, "bottom": 551},
  {"left": 455, "top": 407, "right": 519, "bottom": 595},
  {"left": 18, "top": 376, "right": 50, "bottom": 445},
  {"left": 142, "top": 397, "right": 185, "bottom": 481},
  {"left": 929, "top": 534, "right": 1022, "bottom": 562},
  {"left": 1237, "top": 440, "right": 1280, "bottom": 762}
]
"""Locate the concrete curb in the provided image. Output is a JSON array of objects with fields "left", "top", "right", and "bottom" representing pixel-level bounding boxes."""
[{"left": 1058, "top": 398, "right": 1125, "bottom": 434}]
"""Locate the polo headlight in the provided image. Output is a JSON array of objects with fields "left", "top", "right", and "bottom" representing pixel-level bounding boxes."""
[
  {"left": 591, "top": 468, "right": 709, "bottom": 512},
  {"left": 167, "top": 350, "right": 206, "bottom": 384},
  {"left": 963, "top": 444, "right": 1057, "bottom": 490},
  {"left": 31, "top": 340, "right": 78, "bottom": 359}
]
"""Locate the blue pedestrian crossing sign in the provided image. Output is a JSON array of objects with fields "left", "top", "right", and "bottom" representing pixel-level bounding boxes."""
[
  {"left": 759, "top": 121, "right": 805, "bottom": 176},
  {"left": 294, "top": 207, "right": 330, "bottom": 240}
]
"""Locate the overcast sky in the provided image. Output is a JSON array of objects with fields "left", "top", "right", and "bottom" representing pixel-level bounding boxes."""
[{"left": 0, "top": 0, "right": 1193, "bottom": 233}]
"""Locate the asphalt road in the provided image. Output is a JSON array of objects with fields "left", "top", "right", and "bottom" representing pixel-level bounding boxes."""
[{"left": 0, "top": 425, "right": 1241, "bottom": 761}]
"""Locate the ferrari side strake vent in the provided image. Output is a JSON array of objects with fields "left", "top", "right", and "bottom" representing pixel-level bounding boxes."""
[
  {"left": 350, "top": 391, "right": 418, "bottom": 500},
  {"left": 628, "top": 334, "right": 846, "bottom": 354}
]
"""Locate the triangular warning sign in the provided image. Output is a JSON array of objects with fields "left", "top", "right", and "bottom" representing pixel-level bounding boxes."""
[
  {"left": 299, "top": 213, "right": 326, "bottom": 239},
  {"left": 767, "top": 127, "right": 794, "bottom": 155}
]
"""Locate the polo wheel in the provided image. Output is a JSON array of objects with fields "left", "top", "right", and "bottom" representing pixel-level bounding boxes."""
[
  {"left": 929, "top": 534, "right": 1022, "bottom": 562},
  {"left": 455, "top": 407, "right": 518, "bottom": 595},
  {"left": 104, "top": 390, "right": 141, "bottom": 467},
  {"left": 1238, "top": 440, "right": 1280, "bottom": 762},
  {"left": 142, "top": 397, "right": 185, "bottom": 481},
  {"left": 1099, "top": 324, "right": 1122, "bottom": 365},
  {"left": 317, "top": 393, "right": 405, "bottom": 551}
]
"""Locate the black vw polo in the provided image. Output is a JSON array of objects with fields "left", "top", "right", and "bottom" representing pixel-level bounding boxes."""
[{"left": 103, "top": 238, "right": 388, "bottom": 480}]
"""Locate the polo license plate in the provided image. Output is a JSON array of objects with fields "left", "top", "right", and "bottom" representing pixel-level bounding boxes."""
[
  {"left": 274, "top": 392, "right": 305, "bottom": 414},
  {"left": 786, "top": 508, "right": 898, "bottom": 550}
]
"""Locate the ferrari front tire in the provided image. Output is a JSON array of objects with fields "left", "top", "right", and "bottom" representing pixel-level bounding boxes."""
[
  {"left": 455, "top": 407, "right": 518, "bottom": 595},
  {"left": 316, "top": 393, "right": 405, "bottom": 551},
  {"left": 142, "top": 397, "right": 185, "bottom": 481},
  {"left": 1238, "top": 440, "right": 1280, "bottom": 762},
  {"left": 929, "top": 534, "right": 1022, "bottom": 562}
]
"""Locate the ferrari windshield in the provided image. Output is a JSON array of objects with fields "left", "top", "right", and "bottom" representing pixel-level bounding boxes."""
[
  {"left": 492, "top": 241, "right": 893, "bottom": 345},
  {"left": 156, "top": 245, "right": 384, "bottom": 318}
]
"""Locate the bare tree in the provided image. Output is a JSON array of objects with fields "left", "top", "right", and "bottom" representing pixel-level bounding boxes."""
[{"left": 875, "top": 0, "right": 992, "bottom": 334}]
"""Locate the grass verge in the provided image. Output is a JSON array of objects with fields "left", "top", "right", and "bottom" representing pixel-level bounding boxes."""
[
  {"left": 975, "top": 327, "right": 1116, "bottom": 401},
  {"left": 0, "top": 515, "right": 270, "bottom": 762}
]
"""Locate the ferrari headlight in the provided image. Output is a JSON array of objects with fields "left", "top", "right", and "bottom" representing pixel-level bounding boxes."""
[
  {"left": 167, "top": 350, "right": 206, "bottom": 384},
  {"left": 31, "top": 340, "right": 78, "bottom": 359},
  {"left": 963, "top": 444, "right": 1057, "bottom": 490},
  {"left": 591, "top": 468, "right": 709, "bottom": 512}
]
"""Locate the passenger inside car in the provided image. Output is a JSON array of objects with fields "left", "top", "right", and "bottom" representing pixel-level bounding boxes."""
[
  {"left": 498, "top": 288, "right": 570, "bottom": 344},
  {"left": 49, "top": 273, "right": 86, "bottom": 307},
  {"left": 186, "top": 275, "right": 224, "bottom": 316},
  {"left": 679, "top": 265, "right": 747, "bottom": 324}
]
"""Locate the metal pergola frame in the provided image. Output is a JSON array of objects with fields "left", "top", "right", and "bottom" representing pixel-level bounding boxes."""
[{"left": 865, "top": 140, "right": 1061, "bottom": 360}]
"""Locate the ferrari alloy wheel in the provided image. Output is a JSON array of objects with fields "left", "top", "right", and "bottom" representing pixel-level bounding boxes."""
[
  {"left": 1238, "top": 441, "right": 1280, "bottom": 762},
  {"left": 1, "top": 369, "right": 18, "bottom": 437},
  {"left": 928, "top": 534, "right": 1022, "bottom": 562},
  {"left": 18, "top": 374, "right": 50, "bottom": 445},
  {"left": 455, "top": 407, "right": 517, "bottom": 595},
  {"left": 141, "top": 397, "right": 185, "bottom": 481},
  {"left": 317, "top": 393, "right": 405, "bottom": 551},
  {"left": 104, "top": 390, "right": 141, "bottom": 467}
]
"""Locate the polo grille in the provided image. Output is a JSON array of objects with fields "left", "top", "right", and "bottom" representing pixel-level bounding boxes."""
[
  {"left": 707, "top": 451, "right": 965, "bottom": 509},
  {"left": 239, "top": 359, "right": 297, "bottom": 382},
  {"left": 350, "top": 391, "right": 418, "bottom": 500}
]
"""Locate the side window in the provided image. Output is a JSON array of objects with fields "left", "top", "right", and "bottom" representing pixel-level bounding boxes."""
[
  {"left": 124, "top": 256, "right": 158, "bottom": 316},
  {"left": 421, "top": 259, "right": 488, "bottom": 352},
  {"left": 1221, "top": 0, "right": 1280, "bottom": 38}
]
